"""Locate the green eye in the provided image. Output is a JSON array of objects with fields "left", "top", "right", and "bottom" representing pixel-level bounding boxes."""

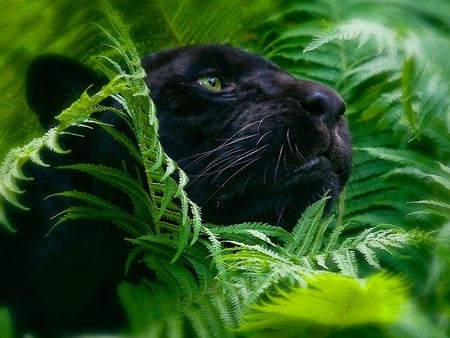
[{"left": 198, "top": 75, "right": 222, "bottom": 91}]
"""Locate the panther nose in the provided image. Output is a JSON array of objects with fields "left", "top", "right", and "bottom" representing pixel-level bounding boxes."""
[{"left": 304, "top": 90, "right": 346, "bottom": 125}]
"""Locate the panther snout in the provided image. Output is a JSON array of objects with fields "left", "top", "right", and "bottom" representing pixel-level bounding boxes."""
[{"left": 303, "top": 89, "right": 346, "bottom": 126}]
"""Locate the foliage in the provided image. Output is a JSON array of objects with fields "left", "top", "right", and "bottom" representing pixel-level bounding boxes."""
[
  {"left": 0, "top": 308, "right": 14, "bottom": 338},
  {"left": 237, "top": 272, "right": 408, "bottom": 336},
  {"left": 1, "top": 0, "right": 449, "bottom": 337}
]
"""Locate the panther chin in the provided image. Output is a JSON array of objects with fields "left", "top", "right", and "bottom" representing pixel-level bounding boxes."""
[{"left": 198, "top": 154, "right": 344, "bottom": 229}]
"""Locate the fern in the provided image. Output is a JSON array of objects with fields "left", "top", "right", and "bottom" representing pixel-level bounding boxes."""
[
  {"left": 237, "top": 273, "right": 408, "bottom": 335},
  {"left": 363, "top": 148, "right": 450, "bottom": 221},
  {"left": 304, "top": 19, "right": 398, "bottom": 56},
  {"left": 213, "top": 195, "right": 414, "bottom": 307},
  {"left": 287, "top": 194, "right": 332, "bottom": 256},
  {"left": 0, "top": 86, "right": 124, "bottom": 230}
]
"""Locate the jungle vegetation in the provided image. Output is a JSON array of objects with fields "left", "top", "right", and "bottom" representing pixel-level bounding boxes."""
[{"left": 0, "top": 0, "right": 449, "bottom": 337}]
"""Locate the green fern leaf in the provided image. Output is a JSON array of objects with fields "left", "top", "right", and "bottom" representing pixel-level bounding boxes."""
[
  {"left": 410, "top": 200, "right": 450, "bottom": 218},
  {"left": 184, "top": 306, "right": 214, "bottom": 338},
  {"left": 356, "top": 243, "right": 381, "bottom": 269},
  {"left": 47, "top": 190, "right": 149, "bottom": 237},
  {"left": 0, "top": 201, "right": 16, "bottom": 233},
  {"left": 53, "top": 205, "right": 148, "bottom": 237},
  {"left": 362, "top": 147, "right": 444, "bottom": 179},
  {"left": 99, "top": 123, "right": 143, "bottom": 165},
  {"left": 208, "top": 222, "right": 290, "bottom": 244},
  {"left": 401, "top": 57, "right": 419, "bottom": 137},
  {"left": 238, "top": 272, "right": 408, "bottom": 332},
  {"left": 58, "top": 164, "right": 153, "bottom": 222},
  {"left": 331, "top": 249, "right": 358, "bottom": 277},
  {"left": 304, "top": 19, "right": 398, "bottom": 57},
  {"left": 287, "top": 193, "right": 330, "bottom": 257}
]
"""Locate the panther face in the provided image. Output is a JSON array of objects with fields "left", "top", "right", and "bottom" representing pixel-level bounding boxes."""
[{"left": 142, "top": 45, "right": 352, "bottom": 228}]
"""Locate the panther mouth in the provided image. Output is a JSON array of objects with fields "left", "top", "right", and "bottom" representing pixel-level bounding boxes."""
[
  {"left": 274, "top": 155, "right": 339, "bottom": 192},
  {"left": 212, "top": 155, "right": 337, "bottom": 201},
  {"left": 203, "top": 154, "right": 340, "bottom": 228},
  {"left": 293, "top": 156, "right": 326, "bottom": 174}
]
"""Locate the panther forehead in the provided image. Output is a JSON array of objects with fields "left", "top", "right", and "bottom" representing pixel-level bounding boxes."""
[{"left": 142, "top": 44, "right": 277, "bottom": 79}]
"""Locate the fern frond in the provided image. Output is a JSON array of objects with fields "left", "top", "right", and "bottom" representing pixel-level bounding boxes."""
[
  {"left": 47, "top": 190, "right": 149, "bottom": 237},
  {"left": 344, "top": 58, "right": 400, "bottom": 94},
  {"left": 237, "top": 272, "right": 408, "bottom": 333},
  {"left": 215, "top": 240, "right": 307, "bottom": 303},
  {"left": 119, "top": 282, "right": 184, "bottom": 337},
  {"left": 99, "top": 124, "right": 143, "bottom": 165},
  {"left": 331, "top": 249, "right": 358, "bottom": 277},
  {"left": 212, "top": 194, "right": 414, "bottom": 320},
  {"left": 208, "top": 222, "right": 290, "bottom": 245},
  {"left": 363, "top": 148, "right": 450, "bottom": 197},
  {"left": 304, "top": 19, "right": 398, "bottom": 57},
  {"left": 0, "top": 128, "right": 66, "bottom": 228},
  {"left": 401, "top": 57, "right": 419, "bottom": 137},
  {"left": 59, "top": 164, "right": 153, "bottom": 223},
  {"left": 52, "top": 205, "right": 149, "bottom": 239},
  {"left": 410, "top": 200, "right": 450, "bottom": 218},
  {"left": 287, "top": 194, "right": 330, "bottom": 256},
  {"left": 326, "top": 226, "right": 412, "bottom": 275},
  {"left": 120, "top": 233, "right": 236, "bottom": 337},
  {"left": 100, "top": 0, "right": 274, "bottom": 53}
]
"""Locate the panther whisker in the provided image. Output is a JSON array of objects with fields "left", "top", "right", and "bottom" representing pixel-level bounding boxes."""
[
  {"left": 189, "top": 145, "right": 264, "bottom": 187},
  {"left": 180, "top": 133, "right": 261, "bottom": 169},
  {"left": 218, "top": 120, "right": 265, "bottom": 145},
  {"left": 274, "top": 144, "right": 285, "bottom": 182},
  {"left": 256, "top": 131, "right": 271, "bottom": 146},
  {"left": 241, "top": 175, "right": 254, "bottom": 194},
  {"left": 262, "top": 165, "right": 270, "bottom": 186},
  {"left": 201, "top": 153, "right": 264, "bottom": 202},
  {"left": 257, "top": 116, "right": 268, "bottom": 134},
  {"left": 283, "top": 152, "right": 288, "bottom": 172},
  {"left": 199, "top": 146, "right": 249, "bottom": 175},
  {"left": 211, "top": 146, "right": 267, "bottom": 181},
  {"left": 212, "top": 153, "right": 263, "bottom": 192},
  {"left": 276, "top": 204, "right": 287, "bottom": 226},
  {"left": 286, "top": 129, "right": 296, "bottom": 156},
  {"left": 294, "top": 143, "right": 306, "bottom": 162}
]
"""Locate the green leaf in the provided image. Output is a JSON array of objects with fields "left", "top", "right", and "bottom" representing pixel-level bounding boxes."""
[
  {"left": 287, "top": 194, "right": 330, "bottom": 257},
  {"left": 238, "top": 272, "right": 408, "bottom": 332},
  {"left": 304, "top": 19, "right": 398, "bottom": 57},
  {"left": 0, "top": 308, "right": 14, "bottom": 338},
  {"left": 401, "top": 57, "right": 419, "bottom": 137}
]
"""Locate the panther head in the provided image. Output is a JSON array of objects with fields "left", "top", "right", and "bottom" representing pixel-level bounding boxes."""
[{"left": 142, "top": 45, "right": 352, "bottom": 228}]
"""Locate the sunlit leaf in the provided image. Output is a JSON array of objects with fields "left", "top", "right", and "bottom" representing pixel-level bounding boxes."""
[{"left": 238, "top": 273, "right": 408, "bottom": 332}]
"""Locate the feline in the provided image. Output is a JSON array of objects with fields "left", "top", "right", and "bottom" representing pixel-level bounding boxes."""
[{"left": 0, "top": 44, "right": 351, "bottom": 337}]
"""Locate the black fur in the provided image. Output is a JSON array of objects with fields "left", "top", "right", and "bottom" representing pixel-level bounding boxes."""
[{"left": 0, "top": 45, "right": 351, "bottom": 337}]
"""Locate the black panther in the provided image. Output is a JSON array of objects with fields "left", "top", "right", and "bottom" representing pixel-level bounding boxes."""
[{"left": 0, "top": 44, "right": 351, "bottom": 337}]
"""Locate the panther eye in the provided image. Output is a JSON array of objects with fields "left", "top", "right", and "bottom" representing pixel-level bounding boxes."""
[{"left": 197, "top": 75, "right": 222, "bottom": 91}]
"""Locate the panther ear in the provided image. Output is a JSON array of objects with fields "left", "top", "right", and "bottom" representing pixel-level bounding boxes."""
[{"left": 26, "top": 55, "right": 107, "bottom": 129}]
